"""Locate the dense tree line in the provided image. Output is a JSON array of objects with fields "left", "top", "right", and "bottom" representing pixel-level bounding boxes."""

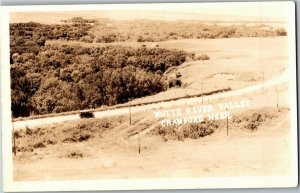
[
  {"left": 10, "top": 37, "right": 188, "bottom": 117},
  {"left": 90, "top": 19, "right": 288, "bottom": 43},
  {"left": 10, "top": 18, "right": 95, "bottom": 56}
]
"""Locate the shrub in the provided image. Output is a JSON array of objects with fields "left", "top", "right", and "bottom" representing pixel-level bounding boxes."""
[
  {"left": 80, "top": 35, "right": 93, "bottom": 43},
  {"left": 25, "top": 126, "right": 32, "bottom": 135},
  {"left": 67, "top": 152, "right": 83, "bottom": 159},
  {"left": 63, "top": 133, "right": 92, "bottom": 143},
  {"left": 168, "top": 78, "right": 182, "bottom": 88},
  {"left": 150, "top": 120, "right": 219, "bottom": 141},
  {"left": 231, "top": 110, "right": 278, "bottom": 131},
  {"left": 275, "top": 28, "right": 287, "bottom": 36},
  {"left": 197, "top": 54, "right": 210, "bottom": 60},
  {"left": 182, "top": 124, "right": 214, "bottom": 139},
  {"left": 33, "top": 142, "right": 46, "bottom": 149},
  {"left": 13, "top": 130, "right": 22, "bottom": 138},
  {"left": 137, "top": 36, "right": 145, "bottom": 42},
  {"left": 176, "top": 71, "right": 182, "bottom": 78}
]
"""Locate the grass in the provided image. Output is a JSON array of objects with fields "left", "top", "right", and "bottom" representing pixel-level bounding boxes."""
[
  {"left": 12, "top": 105, "right": 286, "bottom": 164},
  {"left": 149, "top": 119, "right": 222, "bottom": 141},
  {"left": 231, "top": 107, "right": 280, "bottom": 131},
  {"left": 149, "top": 107, "right": 282, "bottom": 141},
  {"left": 13, "top": 116, "right": 125, "bottom": 153}
]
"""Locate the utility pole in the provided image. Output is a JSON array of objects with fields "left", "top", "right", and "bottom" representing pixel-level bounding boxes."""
[
  {"left": 276, "top": 88, "right": 279, "bottom": 109},
  {"left": 262, "top": 71, "right": 265, "bottom": 93},
  {"left": 12, "top": 120, "right": 16, "bottom": 156},
  {"left": 201, "top": 83, "right": 204, "bottom": 105},
  {"left": 129, "top": 101, "right": 132, "bottom": 125},
  {"left": 138, "top": 132, "right": 141, "bottom": 154},
  {"left": 226, "top": 108, "right": 229, "bottom": 136}
]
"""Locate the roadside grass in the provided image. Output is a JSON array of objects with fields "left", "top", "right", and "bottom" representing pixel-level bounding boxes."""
[
  {"left": 231, "top": 107, "right": 282, "bottom": 131},
  {"left": 12, "top": 106, "right": 287, "bottom": 160},
  {"left": 13, "top": 116, "right": 126, "bottom": 154},
  {"left": 148, "top": 107, "right": 283, "bottom": 141}
]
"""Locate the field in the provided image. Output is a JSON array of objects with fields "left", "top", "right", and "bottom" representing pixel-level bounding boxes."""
[{"left": 130, "top": 37, "right": 288, "bottom": 104}]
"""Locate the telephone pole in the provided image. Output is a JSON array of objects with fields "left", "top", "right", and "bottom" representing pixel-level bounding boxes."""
[
  {"left": 129, "top": 101, "right": 132, "bottom": 125},
  {"left": 226, "top": 108, "right": 229, "bottom": 136},
  {"left": 201, "top": 83, "right": 204, "bottom": 105},
  {"left": 262, "top": 71, "right": 265, "bottom": 93},
  {"left": 276, "top": 88, "right": 279, "bottom": 109},
  {"left": 12, "top": 120, "right": 16, "bottom": 156},
  {"left": 138, "top": 132, "right": 141, "bottom": 154}
]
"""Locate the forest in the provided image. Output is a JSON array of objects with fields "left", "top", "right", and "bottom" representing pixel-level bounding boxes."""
[
  {"left": 83, "top": 19, "right": 287, "bottom": 43},
  {"left": 10, "top": 19, "right": 188, "bottom": 117}
]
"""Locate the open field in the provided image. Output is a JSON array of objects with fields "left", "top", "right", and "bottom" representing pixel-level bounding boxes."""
[{"left": 134, "top": 36, "right": 288, "bottom": 104}]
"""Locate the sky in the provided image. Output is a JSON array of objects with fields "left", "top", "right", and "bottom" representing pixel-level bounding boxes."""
[
  {"left": 9, "top": 1, "right": 293, "bottom": 23},
  {"left": 99, "top": 2, "right": 291, "bottom": 21}
]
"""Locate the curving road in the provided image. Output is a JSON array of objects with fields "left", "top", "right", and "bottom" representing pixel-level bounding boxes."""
[{"left": 13, "top": 67, "right": 290, "bottom": 130}]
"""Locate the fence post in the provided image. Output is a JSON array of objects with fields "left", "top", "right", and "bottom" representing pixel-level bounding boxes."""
[
  {"left": 201, "top": 83, "right": 204, "bottom": 104},
  {"left": 129, "top": 101, "right": 132, "bottom": 125},
  {"left": 138, "top": 132, "right": 141, "bottom": 154},
  {"left": 262, "top": 71, "right": 265, "bottom": 93},
  {"left": 276, "top": 88, "right": 279, "bottom": 110},
  {"left": 226, "top": 108, "right": 229, "bottom": 136},
  {"left": 12, "top": 121, "right": 16, "bottom": 156}
]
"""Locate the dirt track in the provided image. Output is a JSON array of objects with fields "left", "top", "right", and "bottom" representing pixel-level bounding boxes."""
[{"left": 13, "top": 66, "right": 290, "bottom": 130}]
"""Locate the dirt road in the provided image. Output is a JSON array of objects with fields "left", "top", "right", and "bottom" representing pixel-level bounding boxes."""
[{"left": 13, "top": 67, "right": 290, "bottom": 130}]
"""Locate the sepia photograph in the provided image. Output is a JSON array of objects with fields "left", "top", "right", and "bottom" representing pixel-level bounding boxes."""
[{"left": 0, "top": 1, "right": 298, "bottom": 192}]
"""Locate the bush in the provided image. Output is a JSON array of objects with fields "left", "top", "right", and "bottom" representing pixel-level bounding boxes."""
[
  {"left": 197, "top": 54, "right": 210, "bottom": 60},
  {"left": 80, "top": 35, "right": 93, "bottom": 43},
  {"left": 176, "top": 71, "right": 182, "bottom": 78},
  {"left": 168, "top": 78, "right": 182, "bottom": 88},
  {"left": 150, "top": 120, "right": 220, "bottom": 141},
  {"left": 231, "top": 109, "right": 278, "bottom": 131},
  {"left": 33, "top": 142, "right": 46, "bottom": 149},
  {"left": 63, "top": 133, "right": 92, "bottom": 143},
  {"left": 275, "top": 28, "right": 287, "bottom": 36},
  {"left": 67, "top": 152, "right": 83, "bottom": 159}
]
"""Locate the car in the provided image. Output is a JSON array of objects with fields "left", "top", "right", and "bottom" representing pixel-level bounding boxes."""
[{"left": 79, "top": 111, "right": 95, "bottom": 118}]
